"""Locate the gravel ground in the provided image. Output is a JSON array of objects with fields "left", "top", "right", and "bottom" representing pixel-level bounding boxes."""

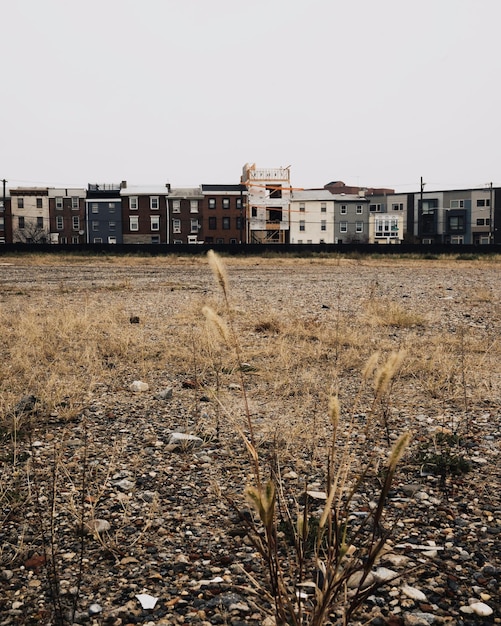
[{"left": 0, "top": 256, "right": 500, "bottom": 626}]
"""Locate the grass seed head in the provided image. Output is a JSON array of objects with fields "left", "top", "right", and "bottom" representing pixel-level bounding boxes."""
[
  {"left": 202, "top": 305, "right": 230, "bottom": 344},
  {"left": 207, "top": 250, "right": 229, "bottom": 297}
]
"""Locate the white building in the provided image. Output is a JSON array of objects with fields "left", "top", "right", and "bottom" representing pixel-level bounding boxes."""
[
  {"left": 241, "top": 163, "right": 291, "bottom": 243},
  {"left": 289, "top": 189, "right": 336, "bottom": 244}
]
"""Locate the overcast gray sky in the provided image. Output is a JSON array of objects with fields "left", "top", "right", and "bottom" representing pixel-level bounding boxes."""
[{"left": 2, "top": 0, "right": 500, "bottom": 193}]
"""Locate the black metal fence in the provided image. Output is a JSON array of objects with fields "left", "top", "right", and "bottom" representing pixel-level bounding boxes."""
[{"left": 0, "top": 242, "right": 501, "bottom": 257}]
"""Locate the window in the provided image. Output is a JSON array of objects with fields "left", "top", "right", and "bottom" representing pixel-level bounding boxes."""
[
  {"left": 356, "top": 204, "right": 363, "bottom": 214},
  {"left": 222, "top": 217, "right": 230, "bottom": 230},
  {"left": 151, "top": 235, "right": 160, "bottom": 244},
  {"left": 216, "top": 238, "right": 224, "bottom": 244},
  {"left": 72, "top": 236, "right": 79, "bottom": 244},
  {"left": 450, "top": 199, "right": 464, "bottom": 209},
  {"left": 72, "top": 216, "right": 80, "bottom": 231},
  {"left": 208, "top": 198, "right": 216, "bottom": 209},
  {"left": 266, "top": 184, "right": 282, "bottom": 199},
  {"left": 208, "top": 216, "right": 217, "bottom": 230},
  {"left": 108, "top": 236, "right": 117, "bottom": 244},
  {"left": 375, "top": 217, "right": 399, "bottom": 238},
  {"left": 18, "top": 216, "right": 25, "bottom": 229},
  {"left": 0, "top": 200, "right": 4, "bottom": 210},
  {"left": 93, "top": 237, "right": 103, "bottom": 243},
  {"left": 190, "top": 200, "right": 199, "bottom": 213},
  {"left": 109, "top": 221, "right": 116, "bottom": 230},
  {"left": 321, "top": 203, "right": 327, "bottom": 213},
  {"left": 188, "top": 235, "right": 198, "bottom": 244},
  {"left": 56, "top": 216, "right": 64, "bottom": 230},
  {"left": 392, "top": 203, "right": 403, "bottom": 211},
  {"left": 150, "top": 196, "right": 159, "bottom": 210},
  {"left": 92, "top": 221, "right": 99, "bottom": 231},
  {"left": 55, "top": 197, "right": 63, "bottom": 209},
  {"left": 321, "top": 220, "right": 326, "bottom": 231},
  {"left": 130, "top": 216, "right": 139, "bottom": 231},
  {"left": 18, "top": 198, "right": 24, "bottom": 209},
  {"left": 477, "top": 198, "right": 490, "bottom": 207},
  {"left": 236, "top": 197, "right": 243, "bottom": 210},
  {"left": 340, "top": 205, "right": 347, "bottom": 214},
  {"left": 0, "top": 216, "right": 4, "bottom": 229},
  {"left": 37, "top": 217, "right": 44, "bottom": 228},
  {"left": 190, "top": 219, "right": 199, "bottom": 233},
  {"left": 299, "top": 220, "right": 305, "bottom": 231},
  {"left": 230, "top": 238, "right": 237, "bottom": 244},
  {"left": 108, "top": 202, "right": 115, "bottom": 210},
  {"left": 299, "top": 203, "right": 305, "bottom": 212},
  {"left": 339, "top": 221, "right": 348, "bottom": 233},
  {"left": 236, "top": 216, "right": 243, "bottom": 230},
  {"left": 356, "top": 221, "right": 363, "bottom": 233},
  {"left": 297, "top": 240, "right": 303, "bottom": 244},
  {"left": 34, "top": 197, "right": 42, "bottom": 209},
  {"left": 91, "top": 203, "right": 99, "bottom": 213},
  {"left": 172, "top": 200, "right": 181, "bottom": 213},
  {"left": 476, "top": 218, "right": 485, "bottom": 226},
  {"left": 251, "top": 207, "right": 257, "bottom": 218},
  {"left": 222, "top": 198, "right": 230, "bottom": 210},
  {"left": 130, "top": 197, "right": 138, "bottom": 210},
  {"left": 151, "top": 215, "right": 160, "bottom": 231},
  {"left": 448, "top": 215, "right": 464, "bottom": 231},
  {"left": 71, "top": 196, "right": 79, "bottom": 210},
  {"left": 173, "top": 219, "right": 181, "bottom": 233},
  {"left": 369, "top": 203, "right": 382, "bottom": 212}
]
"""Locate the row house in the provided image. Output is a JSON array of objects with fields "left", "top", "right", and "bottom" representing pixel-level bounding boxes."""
[
  {"left": 0, "top": 183, "right": 11, "bottom": 243},
  {"left": 168, "top": 187, "right": 204, "bottom": 244},
  {"left": 48, "top": 188, "right": 86, "bottom": 244},
  {"left": 120, "top": 183, "right": 170, "bottom": 244},
  {"left": 369, "top": 186, "right": 495, "bottom": 244},
  {"left": 10, "top": 187, "right": 50, "bottom": 243},
  {"left": 0, "top": 169, "right": 498, "bottom": 246},
  {"left": 242, "top": 163, "right": 292, "bottom": 244},
  {"left": 289, "top": 190, "right": 405, "bottom": 244},
  {"left": 201, "top": 184, "right": 247, "bottom": 244},
  {"left": 85, "top": 184, "right": 122, "bottom": 244}
]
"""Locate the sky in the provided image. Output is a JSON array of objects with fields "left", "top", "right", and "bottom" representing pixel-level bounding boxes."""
[{"left": 2, "top": 0, "right": 501, "bottom": 193}]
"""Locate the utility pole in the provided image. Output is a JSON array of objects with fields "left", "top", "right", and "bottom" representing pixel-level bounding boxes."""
[{"left": 420, "top": 176, "right": 425, "bottom": 240}]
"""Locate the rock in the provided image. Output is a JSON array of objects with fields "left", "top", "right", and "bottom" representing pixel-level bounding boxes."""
[
  {"left": 154, "top": 387, "right": 173, "bottom": 400},
  {"left": 469, "top": 601, "right": 493, "bottom": 616},
  {"left": 403, "top": 612, "right": 436, "bottom": 626},
  {"left": 89, "top": 603, "right": 103, "bottom": 614},
  {"left": 401, "top": 584, "right": 427, "bottom": 601},
  {"left": 86, "top": 519, "right": 111, "bottom": 534},
  {"left": 168, "top": 432, "right": 203, "bottom": 449},
  {"left": 373, "top": 567, "right": 399, "bottom": 583},
  {"left": 115, "top": 478, "right": 135, "bottom": 491},
  {"left": 130, "top": 380, "right": 149, "bottom": 392},
  {"left": 129, "top": 316, "right": 140, "bottom": 323}
]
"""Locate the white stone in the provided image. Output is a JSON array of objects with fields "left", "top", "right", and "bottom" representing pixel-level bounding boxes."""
[
  {"left": 373, "top": 567, "right": 398, "bottom": 582},
  {"left": 130, "top": 380, "right": 149, "bottom": 392},
  {"left": 401, "top": 584, "right": 427, "bottom": 601},
  {"left": 469, "top": 601, "right": 493, "bottom": 616}
]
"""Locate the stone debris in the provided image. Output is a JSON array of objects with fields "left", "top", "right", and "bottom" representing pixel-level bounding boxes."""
[{"left": 0, "top": 260, "right": 500, "bottom": 626}]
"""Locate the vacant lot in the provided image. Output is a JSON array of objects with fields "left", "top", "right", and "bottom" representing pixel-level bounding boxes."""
[{"left": 0, "top": 253, "right": 500, "bottom": 625}]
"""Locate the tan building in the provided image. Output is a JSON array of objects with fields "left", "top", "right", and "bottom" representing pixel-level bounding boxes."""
[{"left": 10, "top": 187, "right": 50, "bottom": 243}]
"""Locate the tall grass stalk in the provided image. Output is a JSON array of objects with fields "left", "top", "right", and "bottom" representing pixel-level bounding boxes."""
[{"left": 204, "top": 250, "right": 412, "bottom": 625}]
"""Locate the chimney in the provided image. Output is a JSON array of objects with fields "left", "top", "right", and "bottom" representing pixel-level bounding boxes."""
[{"left": 120, "top": 180, "right": 127, "bottom": 189}]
